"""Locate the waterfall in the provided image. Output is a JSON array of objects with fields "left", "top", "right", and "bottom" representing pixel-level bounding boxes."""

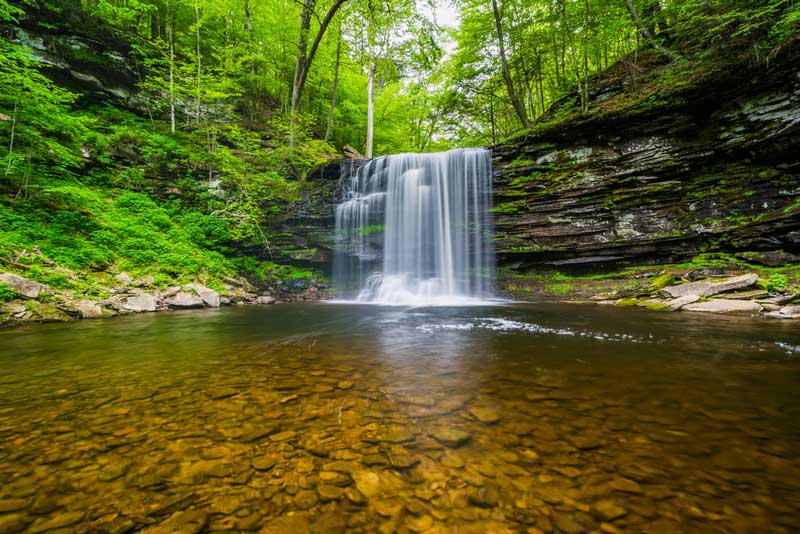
[{"left": 333, "top": 148, "right": 495, "bottom": 305}]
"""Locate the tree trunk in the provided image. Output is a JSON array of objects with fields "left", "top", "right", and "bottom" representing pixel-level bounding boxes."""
[
  {"left": 289, "top": 0, "right": 348, "bottom": 150},
  {"left": 365, "top": 63, "right": 375, "bottom": 158},
  {"left": 491, "top": 0, "right": 530, "bottom": 130},
  {"left": 244, "top": 0, "right": 256, "bottom": 75},
  {"left": 195, "top": 0, "right": 202, "bottom": 125},
  {"left": 625, "top": 0, "right": 683, "bottom": 62},
  {"left": 167, "top": 0, "right": 176, "bottom": 133},
  {"left": 324, "top": 36, "right": 341, "bottom": 143}
]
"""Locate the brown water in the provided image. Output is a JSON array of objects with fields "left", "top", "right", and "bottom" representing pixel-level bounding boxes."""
[{"left": 0, "top": 303, "right": 799, "bottom": 534}]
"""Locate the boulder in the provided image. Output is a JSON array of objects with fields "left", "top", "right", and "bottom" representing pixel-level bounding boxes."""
[
  {"left": 75, "top": 300, "right": 103, "bottom": 319},
  {"left": 662, "top": 273, "right": 758, "bottom": 299},
  {"left": 165, "top": 292, "right": 204, "bottom": 309},
  {"left": 736, "top": 251, "right": 800, "bottom": 267},
  {"left": 187, "top": 283, "right": 220, "bottom": 307},
  {"left": 666, "top": 294, "right": 701, "bottom": 310},
  {"left": 766, "top": 305, "right": 800, "bottom": 319},
  {"left": 114, "top": 272, "right": 133, "bottom": 285},
  {"left": 0, "top": 273, "right": 44, "bottom": 299},
  {"left": 682, "top": 299, "right": 762, "bottom": 314},
  {"left": 123, "top": 293, "right": 157, "bottom": 312},
  {"left": 255, "top": 295, "right": 276, "bottom": 305},
  {"left": 160, "top": 286, "right": 182, "bottom": 299}
]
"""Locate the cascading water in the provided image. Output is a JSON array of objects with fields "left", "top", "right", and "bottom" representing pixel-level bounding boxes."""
[{"left": 333, "top": 148, "right": 495, "bottom": 305}]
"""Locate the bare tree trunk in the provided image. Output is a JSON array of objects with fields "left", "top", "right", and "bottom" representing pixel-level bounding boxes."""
[
  {"left": 324, "top": 36, "right": 341, "bottom": 143},
  {"left": 289, "top": 0, "right": 348, "bottom": 150},
  {"left": 625, "top": 0, "right": 683, "bottom": 62},
  {"left": 244, "top": 0, "right": 256, "bottom": 75},
  {"left": 491, "top": 0, "right": 530, "bottom": 130},
  {"left": 167, "top": 0, "right": 176, "bottom": 133},
  {"left": 195, "top": 0, "right": 202, "bottom": 125},
  {"left": 5, "top": 100, "right": 17, "bottom": 176},
  {"left": 365, "top": 63, "right": 375, "bottom": 158}
]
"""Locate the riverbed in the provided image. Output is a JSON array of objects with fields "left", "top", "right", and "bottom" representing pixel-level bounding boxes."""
[{"left": 1, "top": 303, "right": 798, "bottom": 533}]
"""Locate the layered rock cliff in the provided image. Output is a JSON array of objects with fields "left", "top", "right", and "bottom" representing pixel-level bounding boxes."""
[{"left": 491, "top": 49, "right": 800, "bottom": 270}]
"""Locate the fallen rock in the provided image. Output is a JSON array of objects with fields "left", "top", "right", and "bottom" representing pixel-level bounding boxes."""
[
  {"left": 736, "top": 250, "right": 800, "bottom": 267},
  {"left": 166, "top": 292, "right": 205, "bottom": 309},
  {"left": 114, "top": 272, "right": 133, "bottom": 285},
  {"left": 75, "top": 300, "right": 103, "bottom": 319},
  {"left": 123, "top": 293, "right": 158, "bottom": 312},
  {"left": 187, "top": 283, "right": 221, "bottom": 307},
  {"left": 682, "top": 299, "right": 762, "bottom": 314},
  {"left": 0, "top": 273, "right": 44, "bottom": 299},
  {"left": 766, "top": 305, "right": 800, "bottom": 319},
  {"left": 662, "top": 273, "right": 758, "bottom": 299},
  {"left": 666, "top": 294, "right": 700, "bottom": 310}
]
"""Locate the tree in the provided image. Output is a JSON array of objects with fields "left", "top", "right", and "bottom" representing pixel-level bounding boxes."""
[{"left": 491, "top": 0, "right": 530, "bottom": 129}]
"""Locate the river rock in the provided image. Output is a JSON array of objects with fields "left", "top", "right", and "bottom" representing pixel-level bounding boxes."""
[
  {"left": 666, "top": 294, "right": 700, "bottom": 310},
  {"left": 75, "top": 300, "right": 103, "bottom": 319},
  {"left": 123, "top": 293, "right": 157, "bottom": 312},
  {"left": 166, "top": 292, "right": 205, "bottom": 309},
  {"left": 144, "top": 510, "right": 207, "bottom": 534},
  {"left": 429, "top": 428, "right": 471, "bottom": 447},
  {"left": 663, "top": 273, "right": 758, "bottom": 299},
  {"left": 766, "top": 305, "right": 800, "bottom": 319},
  {"left": 467, "top": 406, "right": 500, "bottom": 424},
  {"left": 682, "top": 299, "right": 762, "bottom": 314},
  {"left": 293, "top": 490, "right": 318, "bottom": 510},
  {"left": 591, "top": 500, "right": 627, "bottom": 521},
  {"left": 353, "top": 470, "right": 381, "bottom": 498},
  {"left": 0, "top": 273, "right": 44, "bottom": 299},
  {"left": 255, "top": 295, "right": 276, "bottom": 305},
  {"left": 187, "top": 283, "right": 221, "bottom": 307}
]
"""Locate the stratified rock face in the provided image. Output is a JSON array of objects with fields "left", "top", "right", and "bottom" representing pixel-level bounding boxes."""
[{"left": 491, "top": 50, "right": 800, "bottom": 270}]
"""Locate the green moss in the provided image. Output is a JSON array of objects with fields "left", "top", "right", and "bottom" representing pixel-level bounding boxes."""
[
  {"left": 0, "top": 283, "right": 15, "bottom": 302},
  {"left": 490, "top": 200, "right": 526, "bottom": 215},
  {"left": 648, "top": 273, "right": 674, "bottom": 292}
]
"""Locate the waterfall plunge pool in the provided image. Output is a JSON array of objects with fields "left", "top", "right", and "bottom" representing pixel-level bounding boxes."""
[{"left": 1, "top": 302, "right": 799, "bottom": 533}]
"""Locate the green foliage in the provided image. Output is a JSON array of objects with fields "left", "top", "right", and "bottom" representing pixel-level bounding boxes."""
[
  {"left": 766, "top": 274, "right": 788, "bottom": 293},
  {"left": 0, "top": 282, "right": 14, "bottom": 302}
]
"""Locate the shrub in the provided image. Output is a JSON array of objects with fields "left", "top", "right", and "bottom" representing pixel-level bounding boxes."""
[
  {"left": 0, "top": 283, "right": 15, "bottom": 302},
  {"left": 766, "top": 274, "right": 788, "bottom": 293}
]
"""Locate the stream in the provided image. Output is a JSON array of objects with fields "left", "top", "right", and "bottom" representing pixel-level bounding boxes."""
[{"left": 0, "top": 303, "right": 799, "bottom": 533}]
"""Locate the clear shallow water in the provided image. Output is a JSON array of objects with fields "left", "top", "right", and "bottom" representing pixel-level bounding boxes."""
[{"left": 0, "top": 303, "right": 799, "bottom": 533}]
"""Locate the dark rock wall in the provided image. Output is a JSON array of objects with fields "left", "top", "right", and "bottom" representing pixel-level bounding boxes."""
[{"left": 491, "top": 53, "right": 800, "bottom": 270}]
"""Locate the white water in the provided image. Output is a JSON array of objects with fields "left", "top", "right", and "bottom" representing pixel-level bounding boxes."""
[{"left": 333, "top": 148, "right": 495, "bottom": 306}]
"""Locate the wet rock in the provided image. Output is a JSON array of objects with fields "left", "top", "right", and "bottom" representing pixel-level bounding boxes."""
[
  {"left": 0, "top": 273, "right": 45, "bottom": 299},
  {"left": 29, "top": 511, "right": 86, "bottom": 533},
  {"left": 441, "top": 453, "right": 464, "bottom": 469},
  {"left": 405, "top": 514, "right": 434, "bottom": 532},
  {"left": 337, "top": 380, "right": 354, "bottom": 389},
  {"left": 0, "top": 514, "right": 30, "bottom": 533},
  {"left": 345, "top": 488, "right": 367, "bottom": 505},
  {"left": 269, "top": 430, "right": 298, "bottom": 442},
  {"left": 666, "top": 294, "right": 700, "bottom": 310},
  {"left": 567, "top": 434, "right": 604, "bottom": 450},
  {"left": 382, "top": 426, "right": 416, "bottom": 443},
  {"left": 608, "top": 477, "right": 643, "bottom": 494},
  {"left": 293, "top": 490, "right": 319, "bottom": 510},
  {"left": 323, "top": 460, "right": 361, "bottom": 473},
  {"left": 591, "top": 500, "right": 627, "bottom": 521},
  {"left": 467, "top": 486, "right": 500, "bottom": 508},
  {"left": 166, "top": 292, "right": 205, "bottom": 309},
  {"left": 317, "top": 484, "right": 345, "bottom": 501},
  {"left": 123, "top": 293, "right": 157, "bottom": 312},
  {"left": 766, "top": 305, "right": 800, "bottom": 319},
  {"left": 353, "top": 470, "right": 381, "bottom": 498},
  {"left": 552, "top": 512, "right": 587, "bottom": 533},
  {"left": 75, "top": 299, "right": 103, "bottom": 319},
  {"left": 467, "top": 406, "right": 500, "bottom": 424},
  {"left": 0, "top": 499, "right": 28, "bottom": 513},
  {"left": 186, "top": 283, "right": 220, "bottom": 307},
  {"left": 712, "top": 450, "right": 763, "bottom": 472},
  {"left": 252, "top": 455, "right": 278, "bottom": 471},
  {"left": 319, "top": 471, "right": 351, "bottom": 486},
  {"left": 429, "top": 428, "right": 471, "bottom": 448},
  {"left": 683, "top": 299, "right": 762, "bottom": 314}
]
